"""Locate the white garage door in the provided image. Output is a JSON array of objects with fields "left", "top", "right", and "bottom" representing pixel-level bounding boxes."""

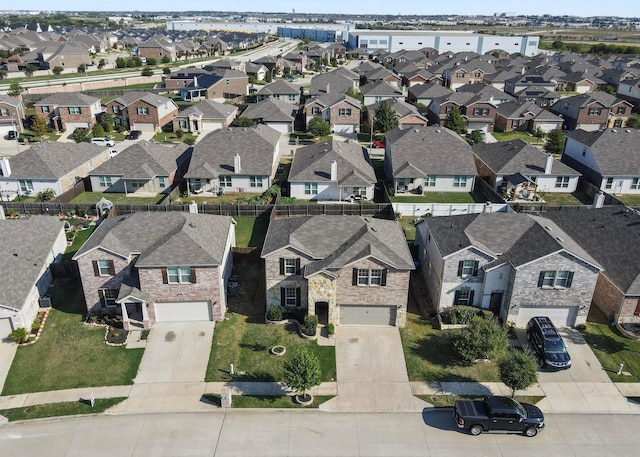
[
  {"left": 154, "top": 301, "right": 211, "bottom": 322},
  {"left": 202, "top": 121, "right": 223, "bottom": 132},
  {"left": 132, "top": 123, "right": 156, "bottom": 132},
  {"left": 537, "top": 123, "right": 561, "bottom": 132},
  {"left": 467, "top": 123, "right": 490, "bottom": 133},
  {"left": 515, "top": 306, "right": 578, "bottom": 328},
  {"left": 333, "top": 124, "right": 356, "bottom": 134},
  {"left": 66, "top": 122, "right": 89, "bottom": 131},
  {"left": 339, "top": 305, "right": 396, "bottom": 326},
  {"left": 266, "top": 122, "right": 291, "bottom": 134},
  {"left": 0, "top": 125, "right": 15, "bottom": 137},
  {"left": 0, "top": 318, "right": 13, "bottom": 340}
]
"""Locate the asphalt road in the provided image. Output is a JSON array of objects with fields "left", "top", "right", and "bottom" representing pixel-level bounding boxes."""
[{"left": 1, "top": 409, "right": 639, "bottom": 456}]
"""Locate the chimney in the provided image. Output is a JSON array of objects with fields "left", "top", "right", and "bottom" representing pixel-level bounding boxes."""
[
  {"left": 0, "top": 157, "right": 11, "bottom": 177},
  {"left": 521, "top": 67, "right": 525, "bottom": 75},
  {"left": 193, "top": 75, "right": 198, "bottom": 87},
  {"left": 592, "top": 191, "right": 605, "bottom": 209},
  {"left": 234, "top": 153, "right": 241, "bottom": 173},
  {"left": 326, "top": 83, "right": 330, "bottom": 93},
  {"left": 330, "top": 160, "right": 338, "bottom": 181},
  {"left": 189, "top": 201, "right": 198, "bottom": 214},
  {"left": 489, "top": 95, "right": 494, "bottom": 104},
  {"left": 544, "top": 154, "right": 554, "bottom": 174}
]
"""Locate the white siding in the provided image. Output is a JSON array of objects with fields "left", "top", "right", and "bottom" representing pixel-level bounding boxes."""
[
  {"left": 0, "top": 178, "right": 62, "bottom": 199},
  {"left": 535, "top": 175, "right": 579, "bottom": 193},
  {"left": 563, "top": 138, "right": 600, "bottom": 173}
]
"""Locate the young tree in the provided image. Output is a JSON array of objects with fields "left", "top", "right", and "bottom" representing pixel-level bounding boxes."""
[
  {"left": 30, "top": 115, "right": 48, "bottom": 137},
  {"left": 98, "top": 58, "right": 106, "bottom": 69},
  {"left": 264, "top": 70, "right": 273, "bottom": 83},
  {"left": 115, "top": 57, "right": 127, "bottom": 68},
  {"left": 36, "top": 188, "right": 56, "bottom": 202},
  {"left": 544, "top": 129, "right": 566, "bottom": 155},
  {"left": 373, "top": 100, "right": 399, "bottom": 133},
  {"left": 443, "top": 106, "right": 467, "bottom": 134},
  {"left": 92, "top": 123, "right": 105, "bottom": 138},
  {"left": 498, "top": 347, "right": 538, "bottom": 398},
  {"left": 8, "top": 81, "right": 24, "bottom": 97},
  {"left": 163, "top": 67, "right": 172, "bottom": 75},
  {"left": 308, "top": 116, "right": 331, "bottom": 138},
  {"left": 146, "top": 57, "right": 157, "bottom": 66},
  {"left": 283, "top": 348, "right": 321, "bottom": 402},
  {"left": 51, "top": 66, "right": 64, "bottom": 75},
  {"left": 161, "top": 56, "right": 171, "bottom": 64},
  {"left": 141, "top": 67, "right": 153, "bottom": 77},
  {"left": 73, "top": 127, "right": 91, "bottom": 143},
  {"left": 100, "top": 113, "right": 114, "bottom": 133},
  {"left": 467, "top": 130, "right": 484, "bottom": 145},
  {"left": 231, "top": 117, "right": 254, "bottom": 127},
  {"left": 77, "top": 63, "right": 86, "bottom": 73},
  {"left": 452, "top": 316, "right": 509, "bottom": 364},
  {"left": 532, "top": 127, "right": 546, "bottom": 142}
]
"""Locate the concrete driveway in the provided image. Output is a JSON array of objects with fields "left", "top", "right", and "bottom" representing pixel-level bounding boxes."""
[
  {"left": 133, "top": 322, "right": 214, "bottom": 384},
  {"left": 322, "top": 326, "right": 429, "bottom": 412},
  {"left": 0, "top": 340, "right": 18, "bottom": 392}
]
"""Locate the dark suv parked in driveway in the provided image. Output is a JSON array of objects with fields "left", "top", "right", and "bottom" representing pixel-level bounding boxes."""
[{"left": 526, "top": 316, "right": 571, "bottom": 369}]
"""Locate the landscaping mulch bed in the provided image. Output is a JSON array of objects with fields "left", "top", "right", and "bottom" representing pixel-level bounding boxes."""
[{"left": 105, "top": 325, "right": 128, "bottom": 346}]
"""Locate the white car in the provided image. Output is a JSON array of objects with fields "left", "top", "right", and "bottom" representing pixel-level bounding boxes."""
[
  {"left": 91, "top": 137, "right": 115, "bottom": 147},
  {"left": 109, "top": 149, "right": 119, "bottom": 158}
]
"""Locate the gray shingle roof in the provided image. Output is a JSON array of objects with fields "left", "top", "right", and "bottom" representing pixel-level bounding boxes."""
[
  {"left": 408, "top": 82, "right": 451, "bottom": 100},
  {"left": 256, "top": 80, "right": 301, "bottom": 96},
  {"left": 175, "top": 100, "right": 238, "bottom": 120},
  {"left": 304, "top": 93, "right": 360, "bottom": 110},
  {"left": 472, "top": 140, "right": 579, "bottom": 177},
  {"left": 261, "top": 216, "right": 415, "bottom": 274},
  {"left": 34, "top": 93, "right": 99, "bottom": 107},
  {"left": 111, "top": 91, "right": 174, "bottom": 108},
  {"left": 385, "top": 125, "right": 477, "bottom": 177},
  {"left": 74, "top": 212, "right": 234, "bottom": 267},
  {"left": 360, "top": 81, "right": 403, "bottom": 97},
  {"left": 185, "top": 124, "right": 279, "bottom": 178},
  {"left": 567, "top": 128, "right": 640, "bottom": 175},
  {"left": 0, "top": 216, "right": 64, "bottom": 311},
  {"left": 241, "top": 98, "right": 296, "bottom": 123},
  {"left": 310, "top": 67, "right": 359, "bottom": 95},
  {"left": 89, "top": 141, "right": 189, "bottom": 179},
  {"left": 288, "top": 140, "right": 375, "bottom": 186},
  {"left": 3, "top": 142, "right": 105, "bottom": 179}
]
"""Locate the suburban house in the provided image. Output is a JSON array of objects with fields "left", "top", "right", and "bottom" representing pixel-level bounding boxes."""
[
  {"left": 0, "top": 95, "right": 25, "bottom": 135},
  {"left": 557, "top": 72, "right": 604, "bottom": 94},
  {"left": 244, "top": 62, "right": 268, "bottom": 81},
  {"left": 0, "top": 142, "right": 110, "bottom": 199},
  {"left": 360, "top": 81, "right": 405, "bottom": 106},
  {"left": 562, "top": 128, "right": 640, "bottom": 194},
  {"left": 383, "top": 125, "right": 477, "bottom": 194},
  {"left": 494, "top": 99, "right": 564, "bottom": 133},
  {"left": 504, "top": 75, "right": 557, "bottom": 97},
  {"left": 617, "top": 78, "right": 640, "bottom": 106},
  {"left": 407, "top": 82, "right": 451, "bottom": 107},
  {"left": 255, "top": 80, "right": 302, "bottom": 104},
  {"left": 550, "top": 92, "right": 632, "bottom": 131},
  {"left": 136, "top": 38, "right": 177, "bottom": 61},
  {"left": 34, "top": 93, "right": 102, "bottom": 132},
  {"left": 513, "top": 85, "right": 562, "bottom": 108},
  {"left": 184, "top": 124, "right": 280, "bottom": 195},
  {"left": 443, "top": 59, "right": 497, "bottom": 90},
  {"left": 402, "top": 67, "right": 443, "bottom": 87},
  {"left": 473, "top": 140, "right": 581, "bottom": 200},
  {"left": 87, "top": 141, "right": 189, "bottom": 195},
  {"left": 73, "top": 212, "right": 235, "bottom": 330},
  {"left": 288, "top": 140, "right": 376, "bottom": 201},
  {"left": 106, "top": 92, "right": 178, "bottom": 132},
  {"left": 241, "top": 98, "right": 297, "bottom": 134},
  {"left": 367, "top": 99, "right": 428, "bottom": 129},
  {"left": 310, "top": 67, "right": 359, "bottom": 96},
  {"left": 360, "top": 66, "right": 402, "bottom": 87},
  {"left": 261, "top": 215, "right": 415, "bottom": 327},
  {"left": 0, "top": 216, "right": 66, "bottom": 340},
  {"left": 543, "top": 207, "right": 640, "bottom": 325},
  {"left": 303, "top": 93, "right": 361, "bottom": 134},
  {"left": 171, "top": 100, "right": 238, "bottom": 135},
  {"left": 428, "top": 91, "right": 499, "bottom": 133},
  {"left": 414, "top": 212, "right": 602, "bottom": 327},
  {"left": 178, "top": 69, "right": 249, "bottom": 103}
]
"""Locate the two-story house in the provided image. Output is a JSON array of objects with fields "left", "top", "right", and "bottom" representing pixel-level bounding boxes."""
[
  {"left": 106, "top": 92, "right": 178, "bottom": 133},
  {"left": 73, "top": 212, "right": 235, "bottom": 330},
  {"left": 414, "top": 212, "right": 602, "bottom": 327},
  {"left": 288, "top": 140, "right": 376, "bottom": 201},
  {"left": 303, "top": 93, "right": 361, "bottom": 134},
  {"left": 494, "top": 99, "right": 564, "bottom": 133},
  {"left": 361, "top": 81, "right": 405, "bottom": 106},
  {"left": 261, "top": 215, "right": 415, "bottom": 327},
  {"left": 429, "top": 91, "right": 499, "bottom": 133},
  {"left": 34, "top": 93, "right": 102, "bottom": 132},
  {"left": 367, "top": 99, "right": 428, "bottom": 129},
  {"left": 0, "top": 94, "right": 26, "bottom": 135},
  {"left": 550, "top": 92, "right": 632, "bottom": 131},
  {"left": 178, "top": 69, "right": 249, "bottom": 104}
]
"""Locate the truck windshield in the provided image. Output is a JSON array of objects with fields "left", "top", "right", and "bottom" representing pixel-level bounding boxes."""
[
  {"left": 545, "top": 338, "right": 566, "bottom": 351},
  {"left": 512, "top": 399, "right": 526, "bottom": 417}
]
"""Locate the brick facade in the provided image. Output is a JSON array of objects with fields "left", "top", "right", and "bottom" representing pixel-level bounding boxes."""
[{"left": 328, "top": 101, "right": 360, "bottom": 130}]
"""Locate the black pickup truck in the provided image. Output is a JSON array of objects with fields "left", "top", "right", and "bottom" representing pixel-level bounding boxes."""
[{"left": 453, "top": 396, "right": 545, "bottom": 437}]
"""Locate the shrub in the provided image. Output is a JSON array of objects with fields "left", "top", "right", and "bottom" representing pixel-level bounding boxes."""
[
  {"left": 441, "top": 305, "right": 492, "bottom": 325},
  {"left": 175, "top": 128, "right": 184, "bottom": 138},
  {"left": 10, "top": 327, "right": 29, "bottom": 344},
  {"left": 327, "top": 323, "right": 335, "bottom": 335},
  {"left": 301, "top": 314, "right": 318, "bottom": 336},
  {"left": 36, "top": 188, "right": 55, "bottom": 202},
  {"left": 183, "top": 137, "right": 196, "bottom": 145},
  {"left": 141, "top": 67, "right": 153, "bottom": 77},
  {"left": 452, "top": 316, "right": 509, "bottom": 363},
  {"left": 266, "top": 305, "right": 283, "bottom": 322},
  {"left": 31, "top": 318, "right": 42, "bottom": 331}
]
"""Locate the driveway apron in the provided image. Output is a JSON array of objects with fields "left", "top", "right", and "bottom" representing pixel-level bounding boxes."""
[
  {"left": 0, "top": 340, "right": 18, "bottom": 392},
  {"left": 322, "top": 326, "right": 429, "bottom": 412}
]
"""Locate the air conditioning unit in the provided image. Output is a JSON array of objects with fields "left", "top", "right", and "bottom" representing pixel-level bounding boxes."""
[{"left": 39, "top": 295, "right": 52, "bottom": 308}]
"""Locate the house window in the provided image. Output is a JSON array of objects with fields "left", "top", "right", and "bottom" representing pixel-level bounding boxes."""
[
  {"left": 472, "top": 107, "right": 489, "bottom": 116},
  {"left": 338, "top": 108, "right": 352, "bottom": 116},
  {"left": 304, "top": 183, "right": 318, "bottom": 195},
  {"left": 352, "top": 186, "right": 367, "bottom": 196},
  {"left": 424, "top": 175, "right": 436, "bottom": 187},
  {"left": 445, "top": 106, "right": 453, "bottom": 113},
  {"left": 284, "top": 287, "right": 299, "bottom": 307},
  {"left": 605, "top": 177, "right": 614, "bottom": 189},
  {"left": 356, "top": 268, "right": 386, "bottom": 286},
  {"left": 98, "top": 176, "right": 112, "bottom": 187},
  {"left": 284, "top": 258, "right": 297, "bottom": 275},
  {"left": 456, "top": 72, "right": 465, "bottom": 78},
  {"left": 311, "top": 107, "right": 321, "bottom": 115},
  {"left": 18, "top": 180, "right": 34, "bottom": 194},
  {"left": 374, "top": 96, "right": 383, "bottom": 103},
  {"left": 453, "top": 176, "right": 467, "bottom": 188},
  {"left": 68, "top": 107, "right": 81, "bottom": 115},
  {"left": 588, "top": 107, "right": 601, "bottom": 116},
  {"left": 130, "top": 180, "right": 145, "bottom": 188},
  {"left": 617, "top": 106, "right": 626, "bottom": 114},
  {"left": 454, "top": 289, "right": 472, "bottom": 305},
  {"left": 41, "top": 106, "right": 50, "bottom": 113},
  {"left": 250, "top": 176, "right": 263, "bottom": 188},
  {"left": 632, "top": 178, "right": 640, "bottom": 190},
  {"left": 101, "top": 289, "right": 118, "bottom": 307},
  {"left": 97, "top": 259, "right": 113, "bottom": 276},
  {"left": 512, "top": 120, "right": 520, "bottom": 128},
  {"left": 112, "top": 105, "right": 120, "bottom": 114},
  {"left": 220, "top": 176, "right": 232, "bottom": 187},
  {"left": 178, "top": 119, "right": 188, "bottom": 129},
  {"left": 555, "top": 176, "right": 570, "bottom": 188},
  {"left": 457, "top": 260, "right": 479, "bottom": 277},
  {"left": 288, "top": 94, "right": 296, "bottom": 101},
  {"left": 0, "top": 108, "right": 7, "bottom": 116},
  {"left": 614, "top": 119, "right": 623, "bottom": 128},
  {"left": 137, "top": 107, "right": 149, "bottom": 115},
  {"left": 539, "top": 270, "right": 574, "bottom": 288},
  {"left": 167, "top": 266, "right": 192, "bottom": 284},
  {"left": 158, "top": 176, "right": 167, "bottom": 188}
]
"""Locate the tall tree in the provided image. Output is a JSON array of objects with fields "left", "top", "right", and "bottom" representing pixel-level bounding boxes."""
[
  {"left": 30, "top": 115, "right": 48, "bottom": 137},
  {"left": 7, "top": 81, "right": 23, "bottom": 97},
  {"left": 544, "top": 129, "right": 566, "bottom": 155},
  {"left": 498, "top": 347, "right": 538, "bottom": 398},
  {"left": 373, "top": 100, "right": 399, "bottom": 133},
  {"left": 443, "top": 106, "right": 467, "bottom": 134},
  {"left": 283, "top": 348, "right": 321, "bottom": 402},
  {"left": 308, "top": 116, "right": 331, "bottom": 138}
]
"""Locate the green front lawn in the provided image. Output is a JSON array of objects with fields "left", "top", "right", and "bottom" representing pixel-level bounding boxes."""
[
  {"left": 581, "top": 309, "right": 640, "bottom": 382},
  {"left": 234, "top": 216, "right": 269, "bottom": 248},
  {"left": 151, "top": 131, "right": 198, "bottom": 144},
  {"left": 400, "top": 313, "right": 500, "bottom": 382},
  {"left": 204, "top": 394, "right": 334, "bottom": 408},
  {"left": 417, "top": 395, "right": 544, "bottom": 408},
  {"left": 206, "top": 312, "right": 336, "bottom": 383},
  {"left": 0, "top": 398, "right": 126, "bottom": 422},
  {"left": 2, "top": 280, "right": 144, "bottom": 395},
  {"left": 391, "top": 191, "right": 486, "bottom": 204},
  {"left": 492, "top": 131, "right": 545, "bottom": 145},
  {"left": 613, "top": 194, "right": 640, "bottom": 206},
  {"left": 71, "top": 192, "right": 164, "bottom": 205}
]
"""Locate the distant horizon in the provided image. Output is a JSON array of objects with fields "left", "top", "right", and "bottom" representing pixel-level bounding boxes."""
[{"left": 3, "top": 1, "right": 640, "bottom": 19}]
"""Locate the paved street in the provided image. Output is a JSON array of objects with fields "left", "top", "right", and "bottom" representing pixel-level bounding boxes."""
[{"left": 1, "top": 410, "right": 640, "bottom": 456}]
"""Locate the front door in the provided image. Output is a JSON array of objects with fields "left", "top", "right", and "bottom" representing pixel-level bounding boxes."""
[
  {"left": 315, "top": 302, "right": 329, "bottom": 326},
  {"left": 489, "top": 293, "right": 503, "bottom": 313}
]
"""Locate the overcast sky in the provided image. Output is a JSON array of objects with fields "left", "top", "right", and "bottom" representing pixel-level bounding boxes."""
[{"left": 11, "top": 2, "right": 640, "bottom": 18}]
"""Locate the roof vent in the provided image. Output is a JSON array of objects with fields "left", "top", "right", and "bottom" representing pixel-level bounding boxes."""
[
  {"left": 436, "top": 129, "right": 441, "bottom": 133},
  {"left": 612, "top": 129, "right": 617, "bottom": 133},
  {"left": 556, "top": 236, "right": 564, "bottom": 243},
  {"left": 626, "top": 129, "right": 632, "bottom": 133},
  {"left": 189, "top": 222, "right": 196, "bottom": 228}
]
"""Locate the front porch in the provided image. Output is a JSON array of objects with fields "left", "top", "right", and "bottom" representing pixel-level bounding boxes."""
[{"left": 116, "top": 283, "right": 151, "bottom": 330}]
